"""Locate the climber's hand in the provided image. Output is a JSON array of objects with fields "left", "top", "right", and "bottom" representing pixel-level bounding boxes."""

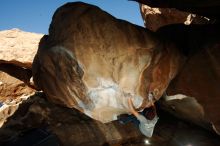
[{"left": 128, "top": 98, "right": 139, "bottom": 117}]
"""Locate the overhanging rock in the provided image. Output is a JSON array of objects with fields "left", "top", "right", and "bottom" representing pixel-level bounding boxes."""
[{"left": 32, "top": 2, "right": 182, "bottom": 123}]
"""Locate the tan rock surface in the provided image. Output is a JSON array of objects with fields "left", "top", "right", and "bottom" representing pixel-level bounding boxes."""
[
  {"left": 133, "top": 0, "right": 220, "bottom": 19},
  {"left": 0, "top": 28, "right": 43, "bottom": 68},
  {"left": 140, "top": 4, "right": 210, "bottom": 31},
  {"left": 0, "top": 71, "right": 34, "bottom": 127},
  {"left": 0, "top": 29, "right": 40, "bottom": 127},
  {"left": 0, "top": 71, "right": 34, "bottom": 102},
  {"left": 33, "top": 2, "right": 182, "bottom": 123}
]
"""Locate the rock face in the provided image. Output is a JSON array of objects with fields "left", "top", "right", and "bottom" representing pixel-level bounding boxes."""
[
  {"left": 0, "top": 29, "right": 42, "bottom": 127},
  {"left": 156, "top": 24, "right": 220, "bottom": 134},
  {"left": 32, "top": 2, "right": 182, "bottom": 123},
  {"left": 0, "top": 2, "right": 219, "bottom": 145},
  {"left": 0, "top": 71, "right": 34, "bottom": 127},
  {"left": 166, "top": 42, "right": 220, "bottom": 134},
  {"left": 0, "top": 94, "right": 220, "bottom": 146},
  {"left": 0, "top": 29, "right": 43, "bottom": 69},
  {"left": 134, "top": 0, "right": 220, "bottom": 19},
  {"left": 138, "top": 0, "right": 220, "bottom": 133},
  {"left": 0, "top": 71, "right": 34, "bottom": 102},
  {"left": 140, "top": 4, "right": 210, "bottom": 31}
]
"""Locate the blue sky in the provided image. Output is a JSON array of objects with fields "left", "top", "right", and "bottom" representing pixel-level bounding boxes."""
[{"left": 0, "top": 0, "right": 144, "bottom": 34}]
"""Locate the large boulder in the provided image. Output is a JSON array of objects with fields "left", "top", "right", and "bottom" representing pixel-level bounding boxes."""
[
  {"left": 0, "top": 29, "right": 43, "bottom": 85},
  {"left": 166, "top": 41, "right": 220, "bottom": 134},
  {"left": 156, "top": 24, "right": 220, "bottom": 134},
  {"left": 32, "top": 2, "right": 182, "bottom": 123},
  {"left": 133, "top": 0, "right": 220, "bottom": 19},
  {"left": 0, "top": 29, "right": 42, "bottom": 127},
  {"left": 140, "top": 4, "right": 210, "bottom": 31},
  {"left": 0, "top": 29, "right": 43, "bottom": 69},
  {"left": 138, "top": 0, "right": 220, "bottom": 134},
  {"left": 0, "top": 71, "right": 34, "bottom": 102},
  {"left": 0, "top": 71, "right": 34, "bottom": 127}
]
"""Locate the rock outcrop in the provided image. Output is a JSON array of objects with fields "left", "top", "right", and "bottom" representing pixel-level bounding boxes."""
[
  {"left": 0, "top": 29, "right": 43, "bottom": 69},
  {"left": 0, "top": 67, "right": 34, "bottom": 128},
  {"left": 133, "top": 0, "right": 220, "bottom": 19},
  {"left": 0, "top": 94, "right": 219, "bottom": 146},
  {"left": 0, "top": 71, "right": 34, "bottom": 102},
  {"left": 0, "top": 29, "right": 43, "bottom": 86},
  {"left": 32, "top": 2, "right": 182, "bottom": 123},
  {"left": 0, "top": 29, "right": 42, "bottom": 127},
  {"left": 0, "top": 1, "right": 220, "bottom": 145},
  {"left": 155, "top": 24, "right": 220, "bottom": 133},
  {"left": 137, "top": 0, "right": 220, "bottom": 134},
  {"left": 140, "top": 4, "right": 211, "bottom": 31}
]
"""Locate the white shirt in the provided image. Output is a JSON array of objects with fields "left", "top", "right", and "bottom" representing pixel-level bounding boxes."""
[{"left": 136, "top": 114, "right": 159, "bottom": 137}]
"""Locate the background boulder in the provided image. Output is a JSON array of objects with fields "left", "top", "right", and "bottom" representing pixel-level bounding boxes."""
[{"left": 0, "top": 28, "right": 43, "bottom": 69}]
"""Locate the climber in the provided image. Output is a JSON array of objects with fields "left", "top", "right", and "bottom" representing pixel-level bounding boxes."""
[
  {"left": 128, "top": 93, "right": 159, "bottom": 137},
  {"left": 118, "top": 93, "right": 159, "bottom": 137}
]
